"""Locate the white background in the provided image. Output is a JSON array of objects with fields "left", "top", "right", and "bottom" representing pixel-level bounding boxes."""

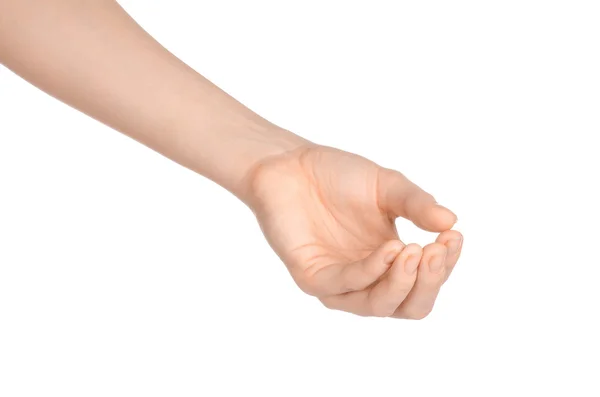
[{"left": 1, "top": 1, "right": 599, "bottom": 396}]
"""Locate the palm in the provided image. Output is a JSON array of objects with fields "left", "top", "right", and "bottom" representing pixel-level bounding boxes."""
[{"left": 252, "top": 146, "right": 396, "bottom": 273}]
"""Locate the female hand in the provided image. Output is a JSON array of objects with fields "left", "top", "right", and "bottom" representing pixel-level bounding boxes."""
[{"left": 247, "top": 144, "right": 463, "bottom": 319}]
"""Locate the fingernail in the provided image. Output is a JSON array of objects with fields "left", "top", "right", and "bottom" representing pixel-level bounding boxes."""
[
  {"left": 384, "top": 251, "right": 398, "bottom": 264},
  {"left": 447, "top": 238, "right": 462, "bottom": 255},
  {"left": 404, "top": 255, "right": 420, "bottom": 275},
  {"left": 429, "top": 253, "right": 446, "bottom": 273}
]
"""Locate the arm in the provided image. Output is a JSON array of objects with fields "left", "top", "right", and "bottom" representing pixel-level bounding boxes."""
[
  {"left": 0, "top": 0, "right": 307, "bottom": 200},
  {"left": 0, "top": 0, "right": 463, "bottom": 319}
]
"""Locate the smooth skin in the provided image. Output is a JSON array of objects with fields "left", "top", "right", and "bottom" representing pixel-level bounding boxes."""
[
  {"left": 249, "top": 146, "right": 463, "bottom": 318},
  {"left": 0, "top": 0, "right": 463, "bottom": 319}
]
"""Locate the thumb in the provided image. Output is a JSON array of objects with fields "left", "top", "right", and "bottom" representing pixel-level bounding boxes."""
[{"left": 378, "top": 168, "right": 457, "bottom": 232}]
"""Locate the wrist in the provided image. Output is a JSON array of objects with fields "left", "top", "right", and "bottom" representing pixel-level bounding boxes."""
[
  {"left": 232, "top": 124, "right": 313, "bottom": 203},
  {"left": 176, "top": 106, "right": 312, "bottom": 203}
]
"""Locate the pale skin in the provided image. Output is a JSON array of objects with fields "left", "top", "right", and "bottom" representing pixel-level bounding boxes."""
[{"left": 0, "top": 1, "right": 463, "bottom": 319}]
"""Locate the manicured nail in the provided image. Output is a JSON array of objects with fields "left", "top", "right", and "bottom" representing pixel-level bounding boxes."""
[
  {"left": 429, "top": 253, "right": 446, "bottom": 273},
  {"left": 447, "top": 238, "right": 462, "bottom": 255},
  {"left": 404, "top": 255, "right": 420, "bottom": 275}
]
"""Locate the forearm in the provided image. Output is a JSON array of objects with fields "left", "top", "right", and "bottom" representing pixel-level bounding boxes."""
[{"left": 0, "top": 0, "right": 309, "bottom": 199}]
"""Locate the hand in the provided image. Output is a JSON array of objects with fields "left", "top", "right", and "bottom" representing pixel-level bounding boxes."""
[{"left": 246, "top": 144, "right": 463, "bottom": 319}]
